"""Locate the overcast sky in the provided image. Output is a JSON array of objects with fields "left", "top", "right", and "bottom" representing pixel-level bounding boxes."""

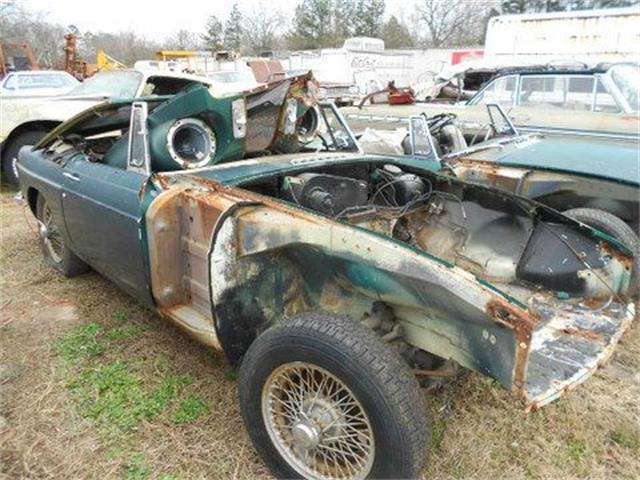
[{"left": 23, "top": 0, "right": 414, "bottom": 41}]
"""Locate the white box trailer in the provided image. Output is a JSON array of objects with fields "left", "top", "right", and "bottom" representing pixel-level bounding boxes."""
[
  {"left": 485, "top": 7, "right": 640, "bottom": 63},
  {"left": 283, "top": 38, "right": 458, "bottom": 95}
]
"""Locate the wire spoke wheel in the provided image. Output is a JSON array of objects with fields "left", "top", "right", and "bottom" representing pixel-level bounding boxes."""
[
  {"left": 262, "top": 361, "right": 375, "bottom": 479},
  {"left": 40, "top": 201, "right": 64, "bottom": 264}
]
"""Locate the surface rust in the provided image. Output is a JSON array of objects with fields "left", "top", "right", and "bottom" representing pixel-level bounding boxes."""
[
  {"left": 558, "top": 327, "right": 603, "bottom": 342},
  {"left": 485, "top": 298, "right": 539, "bottom": 395}
]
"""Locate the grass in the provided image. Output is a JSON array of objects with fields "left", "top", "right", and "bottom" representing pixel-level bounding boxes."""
[
  {"left": 566, "top": 436, "right": 587, "bottom": 463},
  {"left": 106, "top": 324, "right": 144, "bottom": 340},
  {"left": 55, "top": 322, "right": 105, "bottom": 363},
  {"left": 171, "top": 393, "right": 210, "bottom": 424},
  {"left": 120, "top": 452, "right": 151, "bottom": 480},
  {"left": 56, "top": 321, "right": 199, "bottom": 437},
  {"left": 609, "top": 428, "right": 640, "bottom": 452}
]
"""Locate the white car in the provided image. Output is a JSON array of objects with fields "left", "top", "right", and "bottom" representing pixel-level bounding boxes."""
[
  {"left": 206, "top": 70, "right": 261, "bottom": 96},
  {"left": 0, "top": 70, "right": 79, "bottom": 97},
  {"left": 0, "top": 69, "right": 212, "bottom": 185}
]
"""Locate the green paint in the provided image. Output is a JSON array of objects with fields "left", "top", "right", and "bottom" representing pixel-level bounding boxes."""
[{"left": 468, "top": 136, "right": 640, "bottom": 187}]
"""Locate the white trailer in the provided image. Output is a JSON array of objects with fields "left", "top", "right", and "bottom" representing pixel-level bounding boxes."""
[
  {"left": 283, "top": 38, "right": 458, "bottom": 96},
  {"left": 484, "top": 7, "right": 640, "bottom": 64}
]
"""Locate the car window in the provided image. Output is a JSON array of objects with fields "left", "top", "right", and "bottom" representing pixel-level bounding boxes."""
[
  {"left": 565, "top": 76, "right": 595, "bottom": 111},
  {"left": 519, "top": 75, "right": 566, "bottom": 108},
  {"left": 68, "top": 71, "right": 143, "bottom": 98},
  {"left": 594, "top": 78, "right": 620, "bottom": 113},
  {"left": 17, "top": 73, "right": 76, "bottom": 89},
  {"left": 472, "top": 75, "right": 516, "bottom": 106},
  {"left": 518, "top": 75, "right": 597, "bottom": 111},
  {"left": 3, "top": 75, "right": 18, "bottom": 90}
]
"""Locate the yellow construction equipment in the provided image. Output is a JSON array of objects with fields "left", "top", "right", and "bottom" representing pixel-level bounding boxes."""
[
  {"left": 96, "top": 49, "right": 127, "bottom": 71},
  {"left": 155, "top": 50, "right": 200, "bottom": 61}
]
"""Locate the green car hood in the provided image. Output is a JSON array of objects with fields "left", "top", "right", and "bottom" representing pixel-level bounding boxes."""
[{"left": 463, "top": 136, "right": 640, "bottom": 187}]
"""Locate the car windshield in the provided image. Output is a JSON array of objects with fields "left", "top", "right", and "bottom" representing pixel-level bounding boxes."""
[
  {"left": 17, "top": 73, "right": 77, "bottom": 89},
  {"left": 210, "top": 71, "right": 255, "bottom": 83},
  {"left": 609, "top": 64, "right": 639, "bottom": 111},
  {"left": 68, "top": 71, "right": 143, "bottom": 98}
]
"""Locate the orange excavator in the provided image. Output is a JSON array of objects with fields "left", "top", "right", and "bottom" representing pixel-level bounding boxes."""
[
  {"left": 0, "top": 42, "right": 39, "bottom": 77},
  {"left": 63, "top": 33, "right": 126, "bottom": 80}
]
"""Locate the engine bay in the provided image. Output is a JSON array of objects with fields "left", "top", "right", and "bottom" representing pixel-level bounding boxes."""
[{"left": 240, "top": 160, "right": 630, "bottom": 302}]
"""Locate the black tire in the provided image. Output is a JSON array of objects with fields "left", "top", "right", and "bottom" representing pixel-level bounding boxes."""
[
  {"left": 239, "top": 313, "right": 430, "bottom": 479},
  {"left": 36, "top": 194, "right": 89, "bottom": 277},
  {"left": 1, "top": 130, "right": 48, "bottom": 185},
  {"left": 564, "top": 207, "right": 639, "bottom": 293}
]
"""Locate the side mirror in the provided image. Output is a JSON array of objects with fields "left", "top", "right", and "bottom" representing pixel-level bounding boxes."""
[
  {"left": 409, "top": 115, "right": 439, "bottom": 162},
  {"left": 127, "top": 101, "right": 151, "bottom": 175}
]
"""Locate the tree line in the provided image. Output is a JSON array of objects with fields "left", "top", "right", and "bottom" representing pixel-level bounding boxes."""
[
  {"left": 1, "top": 0, "right": 637, "bottom": 69},
  {"left": 201, "top": 0, "right": 638, "bottom": 52}
]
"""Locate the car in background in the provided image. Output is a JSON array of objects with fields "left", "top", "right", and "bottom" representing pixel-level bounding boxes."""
[
  {"left": 0, "top": 69, "right": 212, "bottom": 185},
  {"left": 0, "top": 70, "right": 79, "bottom": 97},
  {"left": 206, "top": 70, "right": 260, "bottom": 96},
  {"left": 344, "top": 63, "right": 640, "bottom": 139}
]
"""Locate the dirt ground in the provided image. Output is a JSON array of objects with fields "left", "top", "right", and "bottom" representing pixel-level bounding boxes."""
[{"left": 1, "top": 185, "right": 639, "bottom": 480}]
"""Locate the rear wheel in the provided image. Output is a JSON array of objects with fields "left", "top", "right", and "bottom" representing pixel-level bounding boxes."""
[
  {"left": 36, "top": 195, "right": 89, "bottom": 277},
  {"left": 239, "top": 313, "right": 430, "bottom": 479},
  {"left": 1, "top": 130, "right": 48, "bottom": 185}
]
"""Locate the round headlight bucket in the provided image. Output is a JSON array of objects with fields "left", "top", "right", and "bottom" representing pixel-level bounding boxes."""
[
  {"left": 166, "top": 118, "right": 216, "bottom": 169},
  {"left": 296, "top": 106, "right": 321, "bottom": 143}
]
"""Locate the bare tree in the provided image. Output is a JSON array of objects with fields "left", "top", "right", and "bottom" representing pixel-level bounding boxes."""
[
  {"left": 242, "top": 3, "right": 286, "bottom": 54},
  {"left": 167, "top": 29, "right": 202, "bottom": 50},
  {"left": 416, "top": 0, "right": 493, "bottom": 48},
  {"left": 1, "top": 1, "right": 67, "bottom": 67},
  {"left": 80, "top": 31, "right": 161, "bottom": 66}
]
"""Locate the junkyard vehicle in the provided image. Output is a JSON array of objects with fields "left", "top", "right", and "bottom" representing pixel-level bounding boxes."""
[
  {"left": 206, "top": 70, "right": 261, "bottom": 95},
  {"left": 0, "top": 69, "right": 212, "bottom": 185},
  {"left": 344, "top": 63, "right": 640, "bottom": 139},
  {"left": 0, "top": 70, "right": 79, "bottom": 97},
  {"left": 18, "top": 74, "right": 636, "bottom": 479},
  {"left": 357, "top": 105, "right": 640, "bottom": 240}
]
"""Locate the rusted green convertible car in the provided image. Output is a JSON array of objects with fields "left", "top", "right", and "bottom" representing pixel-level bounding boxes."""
[{"left": 18, "top": 75, "right": 636, "bottom": 479}]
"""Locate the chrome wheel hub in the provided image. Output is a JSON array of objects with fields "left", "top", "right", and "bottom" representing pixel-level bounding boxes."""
[
  {"left": 262, "top": 362, "right": 375, "bottom": 479},
  {"left": 39, "top": 202, "right": 64, "bottom": 264},
  {"left": 291, "top": 420, "right": 320, "bottom": 449}
]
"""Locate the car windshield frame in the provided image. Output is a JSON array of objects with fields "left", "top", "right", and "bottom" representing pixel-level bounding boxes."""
[
  {"left": 302, "top": 103, "right": 362, "bottom": 154},
  {"left": 67, "top": 70, "right": 144, "bottom": 99}
]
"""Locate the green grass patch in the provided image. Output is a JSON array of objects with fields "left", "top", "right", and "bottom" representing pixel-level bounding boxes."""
[
  {"left": 566, "top": 436, "right": 586, "bottom": 463},
  {"left": 609, "top": 428, "right": 640, "bottom": 451},
  {"left": 113, "top": 311, "right": 130, "bottom": 323},
  {"left": 171, "top": 393, "right": 210, "bottom": 423},
  {"left": 429, "top": 395, "right": 449, "bottom": 451},
  {"left": 68, "top": 361, "right": 193, "bottom": 433},
  {"left": 120, "top": 452, "right": 150, "bottom": 480},
  {"left": 56, "top": 318, "right": 205, "bottom": 442},
  {"left": 106, "top": 325, "right": 143, "bottom": 341},
  {"left": 224, "top": 367, "right": 238, "bottom": 382},
  {"left": 55, "top": 322, "right": 105, "bottom": 363}
]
